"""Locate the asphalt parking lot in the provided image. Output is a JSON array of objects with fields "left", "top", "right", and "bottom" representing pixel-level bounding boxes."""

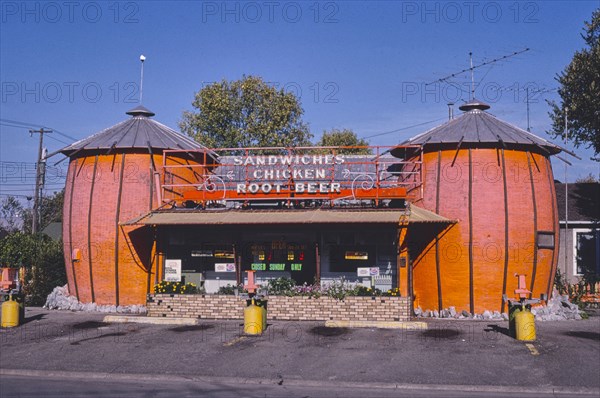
[{"left": 1, "top": 307, "right": 599, "bottom": 396}]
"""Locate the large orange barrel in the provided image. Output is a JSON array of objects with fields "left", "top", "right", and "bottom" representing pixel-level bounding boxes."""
[
  {"left": 59, "top": 106, "right": 214, "bottom": 306},
  {"left": 396, "top": 100, "right": 561, "bottom": 314}
]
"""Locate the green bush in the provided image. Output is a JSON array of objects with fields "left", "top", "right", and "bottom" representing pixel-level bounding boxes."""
[
  {"left": 154, "top": 281, "right": 199, "bottom": 294},
  {"left": 324, "top": 278, "right": 355, "bottom": 300},
  {"left": 217, "top": 284, "right": 246, "bottom": 295},
  {"left": 267, "top": 277, "right": 296, "bottom": 296},
  {"left": 0, "top": 233, "right": 67, "bottom": 306},
  {"left": 353, "top": 285, "right": 381, "bottom": 296}
]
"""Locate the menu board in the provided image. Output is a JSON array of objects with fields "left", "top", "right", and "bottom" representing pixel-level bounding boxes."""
[{"left": 164, "top": 259, "right": 182, "bottom": 282}]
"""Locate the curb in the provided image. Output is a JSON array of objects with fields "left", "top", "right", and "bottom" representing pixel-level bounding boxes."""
[
  {"left": 1, "top": 369, "right": 599, "bottom": 396},
  {"left": 103, "top": 315, "right": 197, "bottom": 325},
  {"left": 325, "top": 320, "right": 428, "bottom": 329}
]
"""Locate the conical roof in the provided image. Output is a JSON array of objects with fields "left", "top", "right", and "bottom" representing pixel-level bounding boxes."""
[
  {"left": 58, "top": 106, "right": 214, "bottom": 158},
  {"left": 393, "top": 100, "right": 562, "bottom": 156}
]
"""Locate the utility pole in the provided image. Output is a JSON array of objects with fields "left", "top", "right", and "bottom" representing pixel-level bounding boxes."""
[
  {"left": 564, "top": 110, "right": 569, "bottom": 276},
  {"left": 30, "top": 128, "right": 52, "bottom": 234}
]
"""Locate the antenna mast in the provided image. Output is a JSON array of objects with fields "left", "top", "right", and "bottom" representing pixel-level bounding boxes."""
[
  {"left": 139, "top": 54, "right": 146, "bottom": 104},
  {"left": 469, "top": 52, "right": 475, "bottom": 101}
]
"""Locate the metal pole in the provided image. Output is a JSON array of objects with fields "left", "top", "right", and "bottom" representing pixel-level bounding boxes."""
[
  {"left": 564, "top": 110, "right": 569, "bottom": 277},
  {"left": 447, "top": 102, "right": 454, "bottom": 120},
  {"left": 469, "top": 52, "right": 475, "bottom": 101},
  {"left": 30, "top": 128, "right": 51, "bottom": 234},
  {"left": 139, "top": 55, "right": 146, "bottom": 104}
]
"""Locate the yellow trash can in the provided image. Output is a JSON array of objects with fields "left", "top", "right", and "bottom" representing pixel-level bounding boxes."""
[
  {"left": 244, "top": 299, "right": 263, "bottom": 335},
  {"left": 256, "top": 299, "right": 267, "bottom": 331},
  {"left": 515, "top": 309, "right": 536, "bottom": 341},
  {"left": 1, "top": 295, "right": 20, "bottom": 328}
]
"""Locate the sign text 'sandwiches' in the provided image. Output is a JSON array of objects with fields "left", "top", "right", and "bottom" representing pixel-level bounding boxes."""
[{"left": 234, "top": 154, "right": 345, "bottom": 194}]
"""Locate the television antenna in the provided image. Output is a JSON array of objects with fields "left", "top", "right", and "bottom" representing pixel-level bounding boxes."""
[{"left": 425, "top": 48, "right": 531, "bottom": 99}]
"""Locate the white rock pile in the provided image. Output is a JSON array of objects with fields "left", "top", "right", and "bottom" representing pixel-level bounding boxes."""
[
  {"left": 414, "top": 294, "right": 584, "bottom": 321},
  {"left": 414, "top": 306, "right": 507, "bottom": 320},
  {"left": 531, "top": 294, "right": 582, "bottom": 321},
  {"left": 44, "top": 285, "right": 147, "bottom": 314}
]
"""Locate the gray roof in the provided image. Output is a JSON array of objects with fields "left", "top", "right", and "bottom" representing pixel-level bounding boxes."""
[
  {"left": 555, "top": 182, "right": 600, "bottom": 222},
  {"left": 396, "top": 100, "right": 562, "bottom": 155},
  {"left": 58, "top": 106, "right": 212, "bottom": 158},
  {"left": 41, "top": 222, "right": 62, "bottom": 241}
]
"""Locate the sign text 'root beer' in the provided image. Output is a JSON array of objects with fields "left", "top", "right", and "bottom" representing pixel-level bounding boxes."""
[{"left": 234, "top": 154, "right": 345, "bottom": 195}]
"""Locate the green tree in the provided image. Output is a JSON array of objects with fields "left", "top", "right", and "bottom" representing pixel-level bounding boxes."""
[
  {"left": 180, "top": 76, "right": 313, "bottom": 150},
  {"left": 0, "top": 232, "right": 66, "bottom": 305},
  {"left": 316, "top": 128, "right": 373, "bottom": 155},
  {"left": 547, "top": 9, "right": 600, "bottom": 160},
  {"left": 576, "top": 173, "right": 599, "bottom": 183},
  {"left": 21, "top": 190, "right": 64, "bottom": 234},
  {"left": 0, "top": 196, "right": 25, "bottom": 235}
]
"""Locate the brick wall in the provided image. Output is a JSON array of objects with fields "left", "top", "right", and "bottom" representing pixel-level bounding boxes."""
[{"left": 147, "top": 294, "right": 411, "bottom": 321}]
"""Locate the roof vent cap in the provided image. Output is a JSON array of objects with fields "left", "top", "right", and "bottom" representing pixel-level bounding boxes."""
[
  {"left": 126, "top": 105, "right": 155, "bottom": 117},
  {"left": 458, "top": 99, "right": 490, "bottom": 112}
]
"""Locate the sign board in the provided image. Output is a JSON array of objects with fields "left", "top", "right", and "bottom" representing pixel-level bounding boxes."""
[
  {"left": 346, "top": 251, "right": 369, "bottom": 260},
  {"left": 357, "top": 267, "right": 380, "bottom": 277},
  {"left": 214, "top": 250, "right": 235, "bottom": 259},
  {"left": 215, "top": 263, "right": 236, "bottom": 272},
  {"left": 164, "top": 146, "right": 415, "bottom": 204},
  {"left": 191, "top": 250, "right": 213, "bottom": 257},
  {"left": 164, "top": 259, "right": 182, "bottom": 282}
]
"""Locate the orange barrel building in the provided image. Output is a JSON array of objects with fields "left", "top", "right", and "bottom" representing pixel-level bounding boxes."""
[
  {"left": 393, "top": 100, "right": 563, "bottom": 314},
  {"left": 57, "top": 106, "right": 214, "bottom": 306}
]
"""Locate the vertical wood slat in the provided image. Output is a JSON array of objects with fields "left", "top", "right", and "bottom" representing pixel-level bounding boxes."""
[
  {"left": 114, "top": 154, "right": 126, "bottom": 306},
  {"left": 68, "top": 158, "right": 80, "bottom": 300},
  {"left": 468, "top": 149, "right": 474, "bottom": 314},
  {"left": 500, "top": 149, "right": 509, "bottom": 313},
  {"left": 435, "top": 150, "right": 443, "bottom": 311},
  {"left": 527, "top": 152, "right": 539, "bottom": 296},
  {"left": 545, "top": 158, "right": 559, "bottom": 299},
  {"left": 87, "top": 155, "right": 99, "bottom": 303}
]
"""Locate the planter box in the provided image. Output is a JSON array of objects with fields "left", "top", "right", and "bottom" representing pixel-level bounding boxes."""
[{"left": 147, "top": 294, "right": 411, "bottom": 321}]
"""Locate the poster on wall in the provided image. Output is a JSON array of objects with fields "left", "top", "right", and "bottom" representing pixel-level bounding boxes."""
[
  {"left": 357, "top": 267, "right": 379, "bottom": 277},
  {"left": 215, "top": 263, "right": 236, "bottom": 272},
  {"left": 164, "top": 259, "right": 182, "bottom": 282}
]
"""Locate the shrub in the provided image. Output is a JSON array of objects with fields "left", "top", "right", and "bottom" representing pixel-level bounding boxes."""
[
  {"left": 323, "top": 277, "right": 355, "bottom": 300},
  {"left": 0, "top": 233, "right": 67, "bottom": 306},
  {"left": 292, "top": 283, "right": 322, "bottom": 298},
  {"left": 154, "top": 281, "right": 199, "bottom": 294},
  {"left": 353, "top": 285, "right": 381, "bottom": 296},
  {"left": 267, "top": 277, "right": 296, "bottom": 296},
  {"left": 217, "top": 284, "right": 246, "bottom": 295},
  {"left": 382, "top": 287, "right": 401, "bottom": 297}
]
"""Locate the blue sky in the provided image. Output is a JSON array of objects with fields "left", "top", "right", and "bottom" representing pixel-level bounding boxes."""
[{"left": 1, "top": 0, "right": 599, "bottom": 199}]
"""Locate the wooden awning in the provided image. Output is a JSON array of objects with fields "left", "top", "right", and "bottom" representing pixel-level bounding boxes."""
[{"left": 123, "top": 205, "right": 455, "bottom": 226}]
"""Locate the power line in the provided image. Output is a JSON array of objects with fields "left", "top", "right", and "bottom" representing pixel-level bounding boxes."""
[
  {"left": 362, "top": 117, "right": 446, "bottom": 139},
  {"left": 0, "top": 118, "right": 78, "bottom": 141}
]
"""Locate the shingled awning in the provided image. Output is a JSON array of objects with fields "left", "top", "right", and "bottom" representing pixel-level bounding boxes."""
[{"left": 122, "top": 205, "right": 456, "bottom": 226}]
